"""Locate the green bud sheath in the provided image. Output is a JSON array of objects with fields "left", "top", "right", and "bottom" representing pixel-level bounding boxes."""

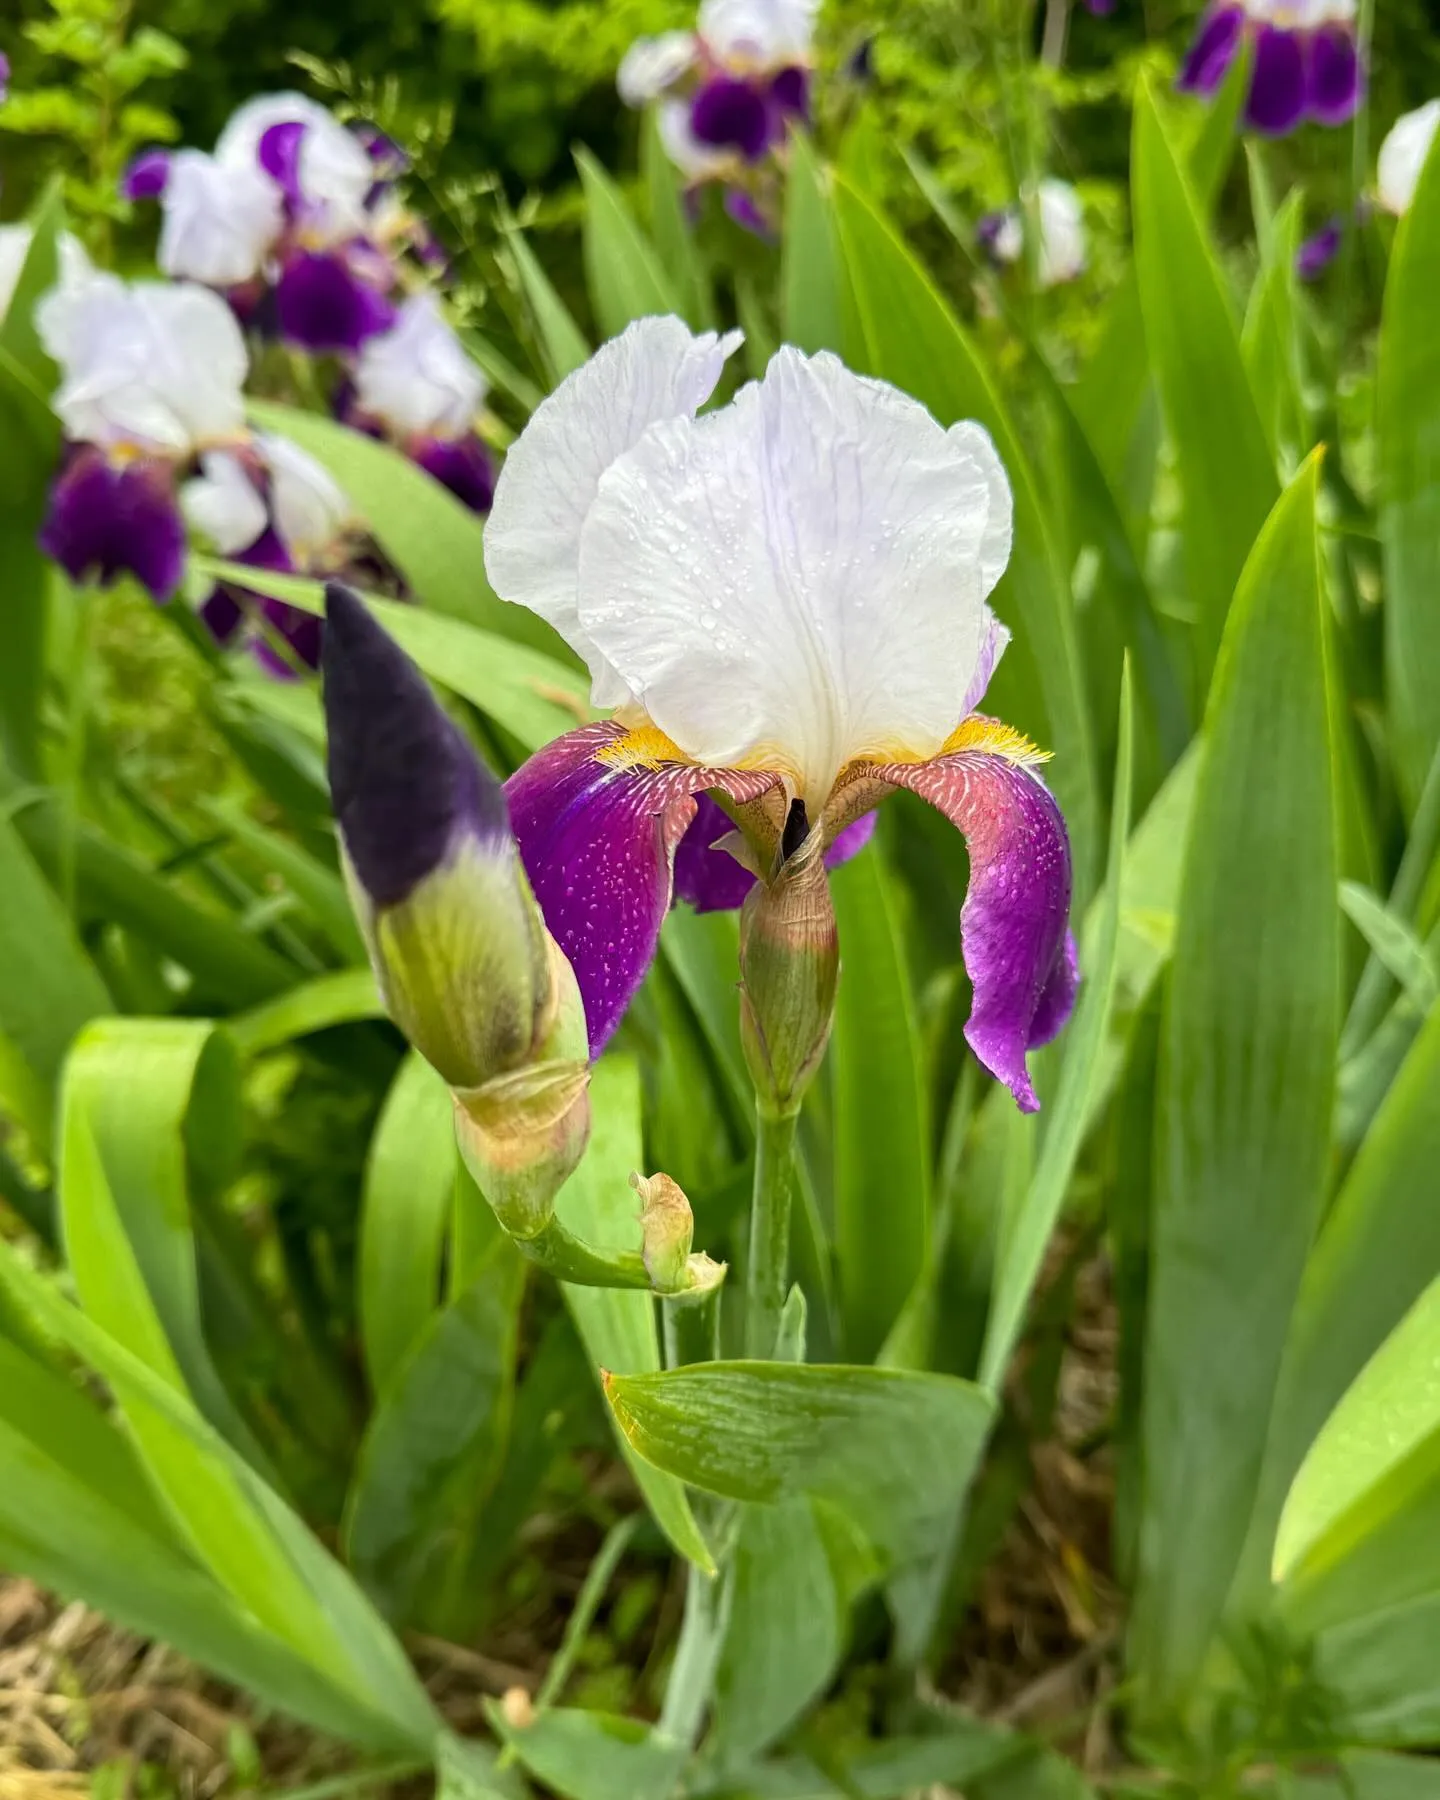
[{"left": 739, "top": 832, "right": 840, "bottom": 1117}]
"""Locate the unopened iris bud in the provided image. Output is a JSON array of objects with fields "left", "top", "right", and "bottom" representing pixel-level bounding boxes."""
[
  {"left": 738, "top": 801, "right": 840, "bottom": 1118},
  {"left": 631, "top": 1171, "right": 726, "bottom": 1299},
  {"left": 323, "top": 582, "right": 559, "bottom": 1088},
  {"left": 323, "top": 583, "right": 591, "bottom": 1233}
]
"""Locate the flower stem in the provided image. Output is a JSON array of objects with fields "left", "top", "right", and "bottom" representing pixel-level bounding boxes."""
[{"left": 745, "top": 1105, "right": 800, "bottom": 1358}]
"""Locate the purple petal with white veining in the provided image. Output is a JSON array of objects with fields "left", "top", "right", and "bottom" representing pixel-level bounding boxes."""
[
  {"left": 868, "top": 738, "right": 1074, "bottom": 1112},
  {"left": 506, "top": 724, "right": 779, "bottom": 1054},
  {"left": 1245, "top": 24, "right": 1307, "bottom": 136},
  {"left": 323, "top": 581, "right": 508, "bottom": 907},
  {"left": 1176, "top": 5, "right": 1244, "bottom": 97},
  {"left": 690, "top": 75, "right": 772, "bottom": 159},
  {"left": 1306, "top": 24, "right": 1362, "bottom": 127},
  {"left": 412, "top": 433, "right": 495, "bottom": 514},
  {"left": 40, "top": 447, "right": 186, "bottom": 603},
  {"left": 275, "top": 249, "right": 396, "bottom": 353},
  {"left": 258, "top": 119, "right": 307, "bottom": 205},
  {"left": 121, "top": 147, "right": 172, "bottom": 201}
]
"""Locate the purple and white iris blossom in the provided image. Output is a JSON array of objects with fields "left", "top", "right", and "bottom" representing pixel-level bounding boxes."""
[
  {"left": 1177, "top": 0, "right": 1362, "bottom": 137},
  {"left": 1377, "top": 101, "right": 1440, "bottom": 216},
  {"left": 35, "top": 269, "right": 353, "bottom": 665},
  {"left": 619, "top": 0, "right": 817, "bottom": 231},
  {"left": 475, "top": 316, "right": 1077, "bottom": 1111},
  {"left": 346, "top": 293, "right": 495, "bottom": 513},
  {"left": 125, "top": 92, "right": 435, "bottom": 354},
  {"left": 977, "top": 180, "right": 1087, "bottom": 290}
]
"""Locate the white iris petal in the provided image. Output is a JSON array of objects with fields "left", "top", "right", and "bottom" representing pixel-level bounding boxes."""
[
  {"left": 573, "top": 344, "right": 1012, "bottom": 802},
  {"left": 39, "top": 278, "right": 249, "bottom": 453},
  {"left": 354, "top": 293, "right": 486, "bottom": 439},
  {"left": 618, "top": 31, "right": 699, "bottom": 105},
  {"left": 157, "top": 149, "right": 284, "bottom": 286},
  {"left": 698, "top": 0, "right": 818, "bottom": 66},
  {"left": 483, "top": 315, "right": 742, "bottom": 705},
  {"left": 1378, "top": 100, "right": 1440, "bottom": 217},
  {"left": 181, "top": 450, "right": 268, "bottom": 555},
  {"left": 260, "top": 432, "right": 354, "bottom": 563}
]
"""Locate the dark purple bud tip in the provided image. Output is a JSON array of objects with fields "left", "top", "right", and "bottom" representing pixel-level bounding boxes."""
[
  {"left": 121, "top": 147, "right": 173, "bottom": 202},
  {"left": 322, "top": 582, "right": 508, "bottom": 909}
]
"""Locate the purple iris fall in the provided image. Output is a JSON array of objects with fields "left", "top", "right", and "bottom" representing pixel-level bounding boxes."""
[
  {"left": 123, "top": 93, "right": 435, "bottom": 354},
  {"left": 1177, "top": 1, "right": 1362, "bottom": 137},
  {"left": 34, "top": 269, "right": 353, "bottom": 673},
  {"left": 618, "top": 0, "right": 817, "bottom": 235},
  {"left": 326, "top": 316, "right": 1077, "bottom": 1111}
]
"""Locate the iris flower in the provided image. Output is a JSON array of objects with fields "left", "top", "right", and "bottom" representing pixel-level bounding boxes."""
[
  {"left": 124, "top": 92, "right": 435, "bottom": 354},
  {"left": 977, "top": 180, "right": 1088, "bottom": 291},
  {"left": 341, "top": 293, "right": 495, "bottom": 513},
  {"left": 481, "top": 318, "right": 1076, "bottom": 1111},
  {"left": 35, "top": 271, "right": 353, "bottom": 666},
  {"left": 619, "top": 0, "right": 816, "bottom": 232},
  {"left": 1178, "top": 1, "right": 1362, "bottom": 137}
]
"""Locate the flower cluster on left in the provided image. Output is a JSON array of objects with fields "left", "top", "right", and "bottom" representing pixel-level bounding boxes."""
[{"left": 16, "top": 89, "right": 495, "bottom": 675}]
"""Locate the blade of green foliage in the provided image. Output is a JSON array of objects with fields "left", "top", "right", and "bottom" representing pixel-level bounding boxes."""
[
  {"left": 0, "top": 1209, "right": 439, "bottom": 1749},
  {"left": 710, "top": 1497, "right": 849, "bottom": 1765},
  {"left": 345, "top": 1234, "right": 523, "bottom": 1629},
  {"left": 1276, "top": 1275, "right": 1440, "bottom": 1595},
  {"left": 245, "top": 400, "right": 564, "bottom": 658},
  {"left": 1339, "top": 883, "right": 1438, "bottom": 1008},
  {"left": 1313, "top": 1594, "right": 1440, "bottom": 1748},
  {"left": 458, "top": 325, "right": 546, "bottom": 416},
  {"left": 0, "top": 1337, "right": 415, "bottom": 1752},
  {"left": 1296, "top": 1753, "right": 1440, "bottom": 1799},
  {"left": 830, "top": 174, "right": 1099, "bottom": 892},
  {"left": 11, "top": 796, "right": 294, "bottom": 1007},
  {"left": 605, "top": 1361, "right": 994, "bottom": 1574},
  {"left": 783, "top": 130, "right": 850, "bottom": 355},
  {"left": 201, "top": 560, "right": 588, "bottom": 753},
  {"left": 1241, "top": 190, "right": 1305, "bottom": 467},
  {"left": 1131, "top": 77, "right": 1279, "bottom": 694},
  {"left": 228, "top": 968, "right": 382, "bottom": 1055},
  {"left": 1071, "top": 65, "right": 1244, "bottom": 513},
  {"left": 500, "top": 223, "right": 590, "bottom": 388},
  {"left": 979, "top": 667, "right": 1134, "bottom": 1390},
  {"left": 1379, "top": 129, "right": 1440, "bottom": 810},
  {"left": 0, "top": 804, "right": 110, "bottom": 1144},
  {"left": 0, "top": 185, "right": 63, "bottom": 780},
  {"left": 556, "top": 1056, "right": 714, "bottom": 1573},
  {"left": 1262, "top": 1002, "right": 1440, "bottom": 1574},
  {"left": 1033, "top": 351, "right": 1189, "bottom": 773},
  {"left": 0, "top": 1337, "right": 388, "bottom": 1748},
  {"left": 576, "top": 147, "right": 684, "bottom": 340},
  {"left": 1131, "top": 454, "right": 1338, "bottom": 1702},
  {"left": 490, "top": 1704, "right": 686, "bottom": 1800},
  {"left": 359, "top": 1052, "right": 456, "bottom": 1395},
  {"left": 502, "top": 224, "right": 592, "bottom": 386},
  {"left": 642, "top": 111, "right": 712, "bottom": 331},
  {"left": 59, "top": 1019, "right": 269, "bottom": 1467},
  {"left": 200, "top": 798, "right": 363, "bottom": 963},
  {"left": 830, "top": 841, "right": 930, "bottom": 1363}
]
